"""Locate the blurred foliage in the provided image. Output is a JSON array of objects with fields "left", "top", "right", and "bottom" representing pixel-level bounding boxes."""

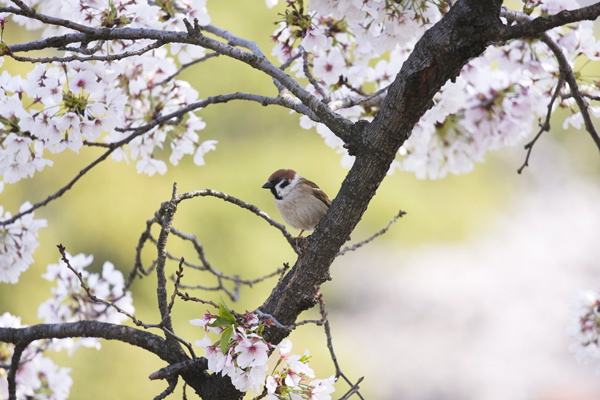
[{"left": 0, "top": 1, "right": 599, "bottom": 399}]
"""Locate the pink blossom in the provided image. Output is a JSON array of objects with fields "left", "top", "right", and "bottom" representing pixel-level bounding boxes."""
[
  {"left": 0, "top": 202, "right": 47, "bottom": 284},
  {"left": 68, "top": 69, "right": 99, "bottom": 94},
  {"left": 312, "top": 49, "right": 345, "bottom": 86},
  {"left": 230, "top": 364, "right": 268, "bottom": 393},
  {"left": 136, "top": 157, "right": 168, "bottom": 176},
  {"left": 37, "top": 253, "right": 134, "bottom": 353},
  {"left": 235, "top": 335, "right": 269, "bottom": 369}
]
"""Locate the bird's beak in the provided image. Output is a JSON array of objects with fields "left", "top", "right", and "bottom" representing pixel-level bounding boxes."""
[{"left": 262, "top": 181, "right": 274, "bottom": 189}]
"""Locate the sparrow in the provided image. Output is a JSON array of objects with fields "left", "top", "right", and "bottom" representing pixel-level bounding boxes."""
[{"left": 262, "top": 169, "right": 331, "bottom": 237}]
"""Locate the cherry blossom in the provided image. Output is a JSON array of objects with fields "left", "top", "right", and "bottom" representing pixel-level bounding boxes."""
[
  {"left": 568, "top": 290, "right": 600, "bottom": 368},
  {"left": 0, "top": 202, "right": 47, "bottom": 284},
  {"left": 195, "top": 325, "right": 269, "bottom": 393},
  {"left": 272, "top": 0, "right": 600, "bottom": 179},
  {"left": 234, "top": 333, "right": 270, "bottom": 369},
  {"left": 265, "top": 0, "right": 279, "bottom": 9},
  {"left": 191, "top": 305, "right": 334, "bottom": 397},
  {"left": 37, "top": 253, "right": 134, "bottom": 352},
  {"left": 0, "top": 3, "right": 212, "bottom": 186},
  {"left": 265, "top": 340, "right": 335, "bottom": 400}
]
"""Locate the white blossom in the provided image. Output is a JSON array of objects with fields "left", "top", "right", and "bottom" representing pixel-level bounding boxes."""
[
  {"left": 37, "top": 253, "right": 134, "bottom": 353},
  {"left": 568, "top": 289, "right": 600, "bottom": 368},
  {"left": 0, "top": 203, "right": 47, "bottom": 284}
]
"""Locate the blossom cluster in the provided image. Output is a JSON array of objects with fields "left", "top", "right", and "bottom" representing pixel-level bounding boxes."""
[
  {"left": 266, "top": 341, "right": 336, "bottom": 400},
  {"left": 0, "top": 0, "right": 216, "bottom": 189},
  {"left": 0, "top": 253, "right": 133, "bottom": 398},
  {"left": 568, "top": 290, "right": 600, "bottom": 369},
  {"left": 272, "top": 0, "right": 600, "bottom": 178},
  {"left": 0, "top": 0, "right": 218, "bottom": 284},
  {"left": 0, "top": 202, "right": 47, "bottom": 284},
  {"left": 0, "top": 313, "right": 72, "bottom": 400},
  {"left": 37, "top": 252, "right": 135, "bottom": 352},
  {"left": 191, "top": 302, "right": 335, "bottom": 398}
]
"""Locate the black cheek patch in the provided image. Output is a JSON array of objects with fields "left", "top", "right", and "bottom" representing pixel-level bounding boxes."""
[{"left": 270, "top": 187, "right": 282, "bottom": 200}]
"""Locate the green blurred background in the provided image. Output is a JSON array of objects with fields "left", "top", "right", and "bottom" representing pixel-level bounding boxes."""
[{"left": 1, "top": 1, "right": 600, "bottom": 399}]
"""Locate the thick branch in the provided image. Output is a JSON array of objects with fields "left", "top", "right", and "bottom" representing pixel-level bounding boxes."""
[
  {"left": 0, "top": 321, "right": 176, "bottom": 361},
  {"left": 0, "top": 320, "right": 239, "bottom": 398}
]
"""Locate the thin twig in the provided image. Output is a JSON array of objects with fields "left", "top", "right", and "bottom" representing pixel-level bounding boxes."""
[
  {"left": 57, "top": 244, "right": 144, "bottom": 326},
  {"left": 127, "top": 214, "right": 160, "bottom": 288},
  {"left": 176, "top": 291, "right": 219, "bottom": 309},
  {"left": 328, "top": 84, "right": 390, "bottom": 111},
  {"left": 153, "top": 377, "right": 178, "bottom": 400},
  {"left": 279, "top": 51, "right": 302, "bottom": 71},
  {"left": 542, "top": 33, "right": 600, "bottom": 152},
  {"left": 316, "top": 293, "right": 365, "bottom": 400},
  {"left": 161, "top": 326, "right": 196, "bottom": 359},
  {"left": 57, "top": 244, "right": 192, "bottom": 357},
  {"left": 7, "top": 40, "right": 164, "bottom": 64},
  {"left": 518, "top": 76, "right": 565, "bottom": 173},
  {"left": 165, "top": 258, "right": 185, "bottom": 322},
  {"left": 154, "top": 184, "right": 179, "bottom": 338},
  {"left": 338, "top": 210, "right": 406, "bottom": 256},
  {"left": 176, "top": 189, "right": 300, "bottom": 253},
  {"left": 158, "top": 51, "right": 220, "bottom": 85},
  {"left": 300, "top": 47, "right": 329, "bottom": 101},
  {"left": 292, "top": 318, "right": 325, "bottom": 327},
  {"left": 4, "top": 0, "right": 97, "bottom": 34},
  {"left": 337, "top": 377, "right": 365, "bottom": 400},
  {"left": 562, "top": 92, "right": 600, "bottom": 102},
  {"left": 253, "top": 309, "right": 294, "bottom": 332},
  {"left": 128, "top": 190, "right": 289, "bottom": 301},
  {"left": 0, "top": 144, "right": 121, "bottom": 226},
  {"left": 501, "top": 7, "right": 600, "bottom": 155},
  {"left": 201, "top": 23, "right": 265, "bottom": 57}
]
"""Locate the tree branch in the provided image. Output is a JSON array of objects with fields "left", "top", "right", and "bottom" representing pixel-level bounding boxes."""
[
  {"left": 541, "top": 36, "right": 600, "bottom": 152},
  {"left": 0, "top": 319, "right": 237, "bottom": 397},
  {"left": 501, "top": 7, "right": 600, "bottom": 154},
  {"left": 518, "top": 76, "right": 565, "bottom": 174},
  {"left": 155, "top": 184, "right": 179, "bottom": 337},
  {"left": 0, "top": 321, "right": 182, "bottom": 363},
  {"left": 259, "top": 0, "right": 505, "bottom": 345},
  {"left": 3, "top": 12, "right": 353, "bottom": 140},
  {"left": 6, "top": 40, "right": 165, "bottom": 63},
  {"left": 0, "top": 90, "right": 315, "bottom": 228},
  {"left": 0, "top": 132, "right": 131, "bottom": 226},
  {"left": 498, "top": 3, "right": 600, "bottom": 41},
  {"left": 7, "top": 343, "right": 26, "bottom": 400},
  {"left": 154, "top": 377, "right": 178, "bottom": 400},
  {"left": 316, "top": 293, "right": 365, "bottom": 400},
  {"left": 337, "top": 210, "right": 406, "bottom": 257},
  {"left": 176, "top": 188, "right": 299, "bottom": 252}
]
